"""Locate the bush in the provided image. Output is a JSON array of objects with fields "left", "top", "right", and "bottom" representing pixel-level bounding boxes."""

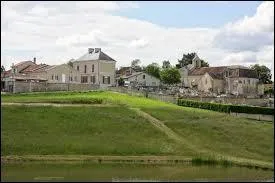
[{"left": 178, "top": 99, "right": 273, "bottom": 115}]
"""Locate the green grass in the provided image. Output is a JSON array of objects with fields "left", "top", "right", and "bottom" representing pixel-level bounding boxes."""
[
  {"left": 1, "top": 105, "right": 194, "bottom": 156},
  {"left": 1, "top": 91, "right": 274, "bottom": 168},
  {"left": 2, "top": 163, "right": 273, "bottom": 181}
]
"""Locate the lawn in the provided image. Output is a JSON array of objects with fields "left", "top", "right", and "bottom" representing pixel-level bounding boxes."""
[
  {"left": 1, "top": 91, "right": 274, "bottom": 167},
  {"left": 1, "top": 105, "right": 194, "bottom": 156}
]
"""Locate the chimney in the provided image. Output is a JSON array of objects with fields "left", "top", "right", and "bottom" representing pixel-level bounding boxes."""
[
  {"left": 88, "top": 48, "right": 94, "bottom": 54},
  {"left": 33, "top": 57, "right": 36, "bottom": 64},
  {"left": 95, "top": 48, "right": 101, "bottom": 53}
]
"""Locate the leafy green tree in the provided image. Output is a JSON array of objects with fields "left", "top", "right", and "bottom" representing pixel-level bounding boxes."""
[
  {"left": 160, "top": 67, "right": 181, "bottom": 85},
  {"left": 250, "top": 64, "right": 273, "bottom": 84},
  {"left": 162, "top": 60, "right": 171, "bottom": 69},
  {"left": 145, "top": 62, "right": 161, "bottom": 79},
  {"left": 118, "top": 77, "right": 125, "bottom": 86},
  {"left": 131, "top": 59, "right": 142, "bottom": 71},
  {"left": 67, "top": 59, "right": 74, "bottom": 67},
  {"left": 176, "top": 52, "right": 209, "bottom": 68}
]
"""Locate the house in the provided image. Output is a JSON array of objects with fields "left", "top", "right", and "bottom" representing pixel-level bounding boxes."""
[
  {"left": 72, "top": 48, "right": 116, "bottom": 87},
  {"left": 117, "top": 72, "right": 160, "bottom": 87},
  {"left": 179, "top": 54, "right": 262, "bottom": 96}
]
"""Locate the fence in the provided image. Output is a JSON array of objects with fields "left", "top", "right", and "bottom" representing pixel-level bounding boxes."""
[{"left": 13, "top": 81, "right": 99, "bottom": 93}]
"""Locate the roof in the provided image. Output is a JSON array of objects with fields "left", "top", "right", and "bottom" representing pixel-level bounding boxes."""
[
  {"left": 21, "top": 64, "right": 50, "bottom": 73},
  {"left": 120, "top": 72, "right": 144, "bottom": 79},
  {"left": 239, "top": 68, "right": 258, "bottom": 78},
  {"left": 14, "top": 61, "right": 34, "bottom": 67},
  {"left": 75, "top": 48, "right": 116, "bottom": 62},
  {"left": 189, "top": 66, "right": 227, "bottom": 79}
]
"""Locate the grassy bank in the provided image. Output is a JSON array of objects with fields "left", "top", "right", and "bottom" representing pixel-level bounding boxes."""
[{"left": 1, "top": 91, "right": 274, "bottom": 169}]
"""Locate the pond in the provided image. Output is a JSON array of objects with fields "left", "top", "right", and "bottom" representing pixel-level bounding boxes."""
[{"left": 1, "top": 162, "right": 273, "bottom": 182}]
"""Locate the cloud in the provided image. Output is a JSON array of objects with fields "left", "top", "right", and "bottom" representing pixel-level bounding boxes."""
[
  {"left": 129, "top": 38, "right": 149, "bottom": 48},
  {"left": 1, "top": 1, "right": 274, "bottom": 80},
  {"left": 213, "top": 1, "right": 274, "bottom": 52}
]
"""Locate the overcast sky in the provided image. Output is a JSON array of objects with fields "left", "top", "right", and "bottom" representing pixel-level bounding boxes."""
[{"left": 1, "top": 1, "right": 274, "bottom": 80}]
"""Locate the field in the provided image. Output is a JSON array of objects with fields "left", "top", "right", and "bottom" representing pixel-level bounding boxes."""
[{"left": 1, "top": 90, "right": 274, "bottom": 180}]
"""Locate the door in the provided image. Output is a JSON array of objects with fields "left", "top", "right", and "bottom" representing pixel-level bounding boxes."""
[{"left": 62, "top": 74, "right": 66, "bottom": 83}]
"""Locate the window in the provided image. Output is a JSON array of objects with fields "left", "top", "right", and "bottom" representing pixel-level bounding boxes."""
[
  {"left": 103, "top": 76, "right": 110, "bottom": 84},
  {"left": 143, "top": 75, "right": 145, "bottom": 79},
  {"left": 90, "top": 76, "right": 96, "bottom": 84},
  {"left": 52, "top": 75, "right": 54, "bottom": 80},
  {"left": 77, "top": 65, "right": 79, "bottom": 71},
  {"left": 84, "top": 65, "right": 87, "bottom": 73},
  {"left": 92, "top": 64, "right": 94, "bottom": 72},
  {"left": 70, "top": 76, "right": 73, "bottom": 81},
  {"left": 81, "top": 76, "right": 88, "bottom": 83},
  {"left": 248, "top": 79, "right": 250, "bottom": 85},
  {"left": 55, "top": 75, "right": 59, "bottom": 80},
  {"left": 244, "top": 79, "right": 245, "bottom": 84}
]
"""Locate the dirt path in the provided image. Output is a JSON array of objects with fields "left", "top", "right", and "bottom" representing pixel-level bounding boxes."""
[{"left": 129, "top": 108, "right": 273, "bottom": 169}]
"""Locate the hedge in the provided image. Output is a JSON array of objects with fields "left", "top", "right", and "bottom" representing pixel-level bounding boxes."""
[{"left": 177, "top": 99, "right": 274, "bottom": 115}]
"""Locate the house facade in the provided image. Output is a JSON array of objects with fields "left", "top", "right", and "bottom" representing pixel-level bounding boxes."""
[
  {"left": 72, "top": 48, "right": 116, "bottom": 87},
  {"left": 179, "top": 54, "right": 262, "bottom": 96},
  {"left": 117, "top": 72, "right": 160, "bottom": 87}
]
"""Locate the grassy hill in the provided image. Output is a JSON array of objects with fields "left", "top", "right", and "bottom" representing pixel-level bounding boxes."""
[{"left": 1, "top": 91, "right": 274, "bottom": 168}]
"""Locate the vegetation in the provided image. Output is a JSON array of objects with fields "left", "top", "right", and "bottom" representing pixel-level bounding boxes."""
[
  {"left": 176, "top": 52, "right": 209, "bottom": 68},
  {"left": 250, "top": 64, "right": 273, "bottom": 84},
  {"left": 1, "top": 91, "right": 274, "bottom": 168},
  {"left": 145, "top": 62, "right": 161, "bottom": 79},
  {"left": 162, "top": 60, "right": 171, "bottom": 69},
  {"left": 118, "top": 77, "right": 125, "bottom": 86},
  {"left": 1, "top": 65, "right": 5, "bottom": 73},
  {"left": 2, "top": 163, "right": 273, "bottom": 182},
  {"left": 160, "top": 67, "right": 181, "bottom": 85},
  {"left": 177, "top": 99, "right": 274, "bottom": 115}
]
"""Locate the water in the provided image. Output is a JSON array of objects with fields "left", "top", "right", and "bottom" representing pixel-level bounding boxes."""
[{"left": 1, "top": 162, "right": 273, "bottom": 182}]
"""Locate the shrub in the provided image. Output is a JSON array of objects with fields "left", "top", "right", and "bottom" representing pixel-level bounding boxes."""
[{"left": 178, "top": 99, "right": 273, "bottom": 115}]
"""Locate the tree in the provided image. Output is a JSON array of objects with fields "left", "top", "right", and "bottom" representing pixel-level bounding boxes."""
[
  {"left": 131, "top": 59, "right": 142, "bottom": 71},
  {"left": 67, "top": 59, "right": 74, "bottom": 67},
  {"left": 118, "top": 77, "right": 125, "bottom": 86},
  {"left": 131, "top": 59, "right": 140, "bottom": 68},
  {"left": 145, "top": 63, "right": 161, "bottom": 79},
  {"left": 162, "top": 60, "right": 171, "bottom": 69},
  {"left": 250, "top": 64, "right": 273, "bottom": 84},
  {"left": 176, "top": 52, "right": 209, "bottom": 68},
  {"left": 160, "top": 67, "right": 181, "bottom": 85},
  {"left": 1, "top": 65, "right": 5, "bottom": 73}
]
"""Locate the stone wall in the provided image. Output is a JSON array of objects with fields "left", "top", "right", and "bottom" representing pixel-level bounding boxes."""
[{"left": 14, "top": 81, "right": 99, "bottom": 93}]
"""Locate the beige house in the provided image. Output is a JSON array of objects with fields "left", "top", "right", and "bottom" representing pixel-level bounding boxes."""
[
  {"left": 179, "top": 54, "right": 262, "bottom": 96},
  {"left": 72, "top": 48, "right": 116, "bottom": 87},
  {"left": 117, "top": 72, "right": 160, "bottom": 87}
]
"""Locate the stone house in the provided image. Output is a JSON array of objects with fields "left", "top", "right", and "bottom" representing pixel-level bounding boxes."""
[
  {"left": 179, "top": 54, "right": 262, "bottom": 96},
  {"left": 72, "top": 48, "right": 116, "bottom": 87},
  {"left": 117, "top": 72, "right": 160, "bottom": 87}
]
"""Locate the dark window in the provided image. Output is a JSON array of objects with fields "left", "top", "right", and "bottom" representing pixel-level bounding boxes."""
[
  {"left": 77, "top": 65, "right": 79, "bottom": 71},
  {"left": 84, "top": 65, "right": 87, "bottom": 73},
  {"left": 92, "top": 64, "right": 94, "bottom": 72},
  {"left": 81, "top": 76, "right": 88, "bottom": 83},
  {"left": 143, "top": 75, "right": 145, "bottom": 79},
  {"left": 248, "top": 79, "right": 250, "bottom": 85},
  {"left": 70, "top": 76, "right": 73, "bottom": 81},
  {"left": 90, "top": 76, "right": 96, "bottom": 84},
  {"left": 55, "top": 75, "right": 59, "bottom": 80},
  {"left": 52, "top": 75, "right": 54, "bottom": 80},
  {"left": 103, "top": 76, "right": 110, "bottom": 84}
]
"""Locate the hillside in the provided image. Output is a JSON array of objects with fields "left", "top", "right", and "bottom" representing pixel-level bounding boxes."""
[{"left": 1, "top": 91, "right": 274, "bottom": 168}]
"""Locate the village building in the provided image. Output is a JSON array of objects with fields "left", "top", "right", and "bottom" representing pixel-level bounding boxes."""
[
  {"left": 179, "top": 54, "right": 263, "bottom": 96},
  {"left": 116, "top": 71, "right": 160, "bottom": 87}
]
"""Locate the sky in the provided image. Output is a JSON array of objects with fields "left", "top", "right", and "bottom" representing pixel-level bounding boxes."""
[{"left": 1, "top": 1, "right": 274, "bottom": 80}]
